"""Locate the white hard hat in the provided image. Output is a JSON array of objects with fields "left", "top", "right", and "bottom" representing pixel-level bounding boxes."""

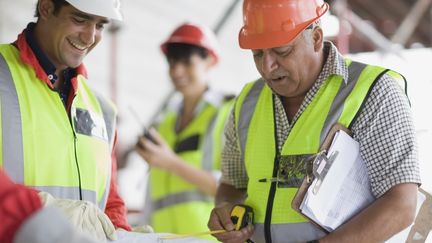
[{"left": 65, "top": 0, "right": 122, "bottom": 21}]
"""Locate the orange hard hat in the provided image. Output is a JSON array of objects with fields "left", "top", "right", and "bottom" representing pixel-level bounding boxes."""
[
  {"left": 161, "top": 23, "right": 220, "bottom": 65},
  {"left": 238, "top": 0, "right": 329, "bottom": 49}
]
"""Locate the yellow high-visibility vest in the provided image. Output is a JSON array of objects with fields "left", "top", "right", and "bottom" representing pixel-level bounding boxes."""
[
  {"left": 151, "top": 94, "right": 233, "bottom": 240},
  {"left": 0, "top": 44, "right": 116, "bottom": 210},
  {"left": 234, "top": 59, "right": 404, "bottom": 242}
]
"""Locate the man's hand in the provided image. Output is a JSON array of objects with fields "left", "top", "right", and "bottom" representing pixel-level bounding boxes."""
[
  {"left": 39, "top": 192, "right": 117, "bottom": 242},
  {"left": 207, "top": 202, "right": 254, "bottom": 243},
  {"left": 132, "top": 224, "right": 154, "bottom": 233}
]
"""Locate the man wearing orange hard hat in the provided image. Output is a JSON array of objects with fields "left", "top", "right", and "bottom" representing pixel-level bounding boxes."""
[
  {"left": 136, "top": 22, "right": 234, "bottom": 240},
  {"left": 208, "top": 0, "right": 420, "bottom": 242}
]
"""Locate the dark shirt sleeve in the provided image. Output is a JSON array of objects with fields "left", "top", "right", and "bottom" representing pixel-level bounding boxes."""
[
  {"left": 0, "top": 169, "right": 43, "bottom": 243},
  {"left": 104, "top": 132, "right": 132, "bottom": 231}
]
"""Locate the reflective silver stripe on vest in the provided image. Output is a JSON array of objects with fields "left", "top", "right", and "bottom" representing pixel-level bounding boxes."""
[
  {"left": 94, "top": 93, "right": 116, "bottom": 149},
  {"left": 98, "top": 182, "right": 109, "bottom": 210},
  {"left": 252, "top": 222, "right": 327, "bottom": 243},
  {"left": 94, "top": 93, "right": 116, "bottom": 210},
  {"left": 33, "top": 186, "right": 96, "bottom": 203},
  {"left": 238, "top": 80, "right": 266, "bottom": 163},
  {"left": 0, "top": 54, "right": 25, "bottom": 182},
  {"left": 153, "top": 190, "right": 212, "bottom": 210},
  {"left": 201, "top": 113, "right": 218, "bottom": 171},
  {"left": 320, "top": 62, "right": 367, "bottom": 143}
]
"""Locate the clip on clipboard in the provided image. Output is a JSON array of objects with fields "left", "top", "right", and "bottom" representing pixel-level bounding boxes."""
[
  {"left": 311, "top": 150, "right": 338, "bottom": 195},
  {"left": 291, "top": 123, "right": 352, "bottom": 232}
]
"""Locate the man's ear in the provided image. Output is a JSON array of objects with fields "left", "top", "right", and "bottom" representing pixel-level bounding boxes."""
[
  {"left": 37, "top": 0, "right": 55, "bottom": 20},
  {"left": 312, "top": 27, "right": 324, "bottom": 52}
]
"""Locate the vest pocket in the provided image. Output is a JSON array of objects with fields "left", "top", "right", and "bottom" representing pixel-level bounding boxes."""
[
  {"left": 174, "top": 134, "right": 200, "bottom": 153},
  {"left": 73, "top": 108, "right": 108, "bottom": 141}
]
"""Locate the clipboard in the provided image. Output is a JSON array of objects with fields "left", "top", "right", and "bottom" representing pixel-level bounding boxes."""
[
  {"left": 291, "top": 123, "right": 352, "bottom": 232},
  {"left": 292, "top": 123, "right": 432, "bottom": 239}
]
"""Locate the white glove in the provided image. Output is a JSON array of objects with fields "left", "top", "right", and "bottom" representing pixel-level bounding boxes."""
[
  {"left": 132, "top": 224, "right": 154, "bottom": 233},
  {"left": 39, "top": 192, "right": 117, "bottom": 242}
]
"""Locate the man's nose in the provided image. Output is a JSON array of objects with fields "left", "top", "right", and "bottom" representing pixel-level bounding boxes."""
[
  {"left": 262, "top": 50, "right": 279, "bottom": 74},
  {"left": 81, "top": 24, "right": 97, "bottom": 46}
]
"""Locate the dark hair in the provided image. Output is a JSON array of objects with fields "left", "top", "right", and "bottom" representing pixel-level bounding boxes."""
[
  {"left": 34, "top": 0, "right": 70, "bottom": 18},
  {"left": 166, "top": 43, "right": 208, "bottom": 63}
]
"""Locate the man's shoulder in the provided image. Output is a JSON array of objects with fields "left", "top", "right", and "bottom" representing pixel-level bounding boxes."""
[
  {"left": 239, "top": 78, "right": 266, "bottom": 94},
  {"left": 360, "top": 66, "right": 406, "bottom": 94}
]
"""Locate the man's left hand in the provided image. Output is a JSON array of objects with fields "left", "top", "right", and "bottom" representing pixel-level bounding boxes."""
[{"left": 38, "top": 192, "right": 117, "bottom": 242}]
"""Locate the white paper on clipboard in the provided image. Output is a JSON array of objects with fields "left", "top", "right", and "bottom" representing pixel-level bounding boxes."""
[{"left": 299, "top": 130, "right": 375, "bottom": 232}]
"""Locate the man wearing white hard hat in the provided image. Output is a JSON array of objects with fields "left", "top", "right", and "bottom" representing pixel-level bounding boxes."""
[{"left": 0, "top": 0, "right": 130, "bottom": 242}]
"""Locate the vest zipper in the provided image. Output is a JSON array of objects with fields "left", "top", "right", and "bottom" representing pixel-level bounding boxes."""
[
  {"left": 67, "top": 96, "right": 82, "bottom": 201},
  {"left": 264, "top": 96, "right": 280, "bottom": 243},
  {"left": 72, "top": 131, "right": 83, "bottom": 200},
  {"left": 52, "top": 82, "right": 83, "bottom": 201}
]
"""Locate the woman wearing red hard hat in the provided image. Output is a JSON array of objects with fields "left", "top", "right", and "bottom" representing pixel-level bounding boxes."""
[{"left": 136, "top": 22, "right": 234, "bottom": 240}]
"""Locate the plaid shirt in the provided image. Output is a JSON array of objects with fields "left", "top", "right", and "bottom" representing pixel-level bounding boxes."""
[{"left": 221, "top": 41, "right": 421, "bottom": 198}]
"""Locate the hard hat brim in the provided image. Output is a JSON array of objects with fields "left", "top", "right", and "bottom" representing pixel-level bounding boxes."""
[
  {"left": 160, "top": 24, "right": 220, "bottom": 65},
  {"left": 160, "top": 39, "right": 219, "bottom": 65}
]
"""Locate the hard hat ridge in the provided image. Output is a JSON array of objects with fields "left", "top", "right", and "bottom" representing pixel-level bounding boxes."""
[
  {"left": 239, "top": 0, "right": 329, "bottom": 49},
  {"left": 65, "top": 0, "right": 123, "bottom": 21}
]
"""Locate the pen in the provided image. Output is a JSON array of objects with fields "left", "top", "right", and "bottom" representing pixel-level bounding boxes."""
[{"left": 258, "top": 178, "right": 288, "bottom": 183}]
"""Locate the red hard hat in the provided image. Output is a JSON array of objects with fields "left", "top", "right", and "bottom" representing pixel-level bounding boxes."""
[
  {"left": 160, "top": 23, "right": 220, "bottom": 65},
  {"left": 238, "top": 0, "right": 329, "bottom": 49}
]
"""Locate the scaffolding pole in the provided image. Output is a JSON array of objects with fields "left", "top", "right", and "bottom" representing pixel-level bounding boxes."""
[
  {"left": 391, "top": 0, "right": 432, "bottom": 46},
  {"left": 333, "top": 0, "right": 401, "bottom": 53}
]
